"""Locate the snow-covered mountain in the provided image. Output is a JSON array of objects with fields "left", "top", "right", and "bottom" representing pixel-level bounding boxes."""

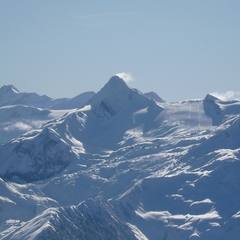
[
  {"left": 0, "top": 85, "right": 95, "bottom": 109},
  {"left": 0, "top": 84, "right": 94, "bottom": 144},
  {"left": 0, "top": 76, "right": 240, "bottom": 240},
  {"left": 203, "top": 93, "right": 240, "bottom": 125},
  {"left": 51, "top": 91, "right": 95, "bottom": 110},
  {"left": 0, "top": 76, "right": 162, "bottom": 182},
  {"left": 0, "top": 85, "right": 51, "bottom": 108},
  {"left": 1, "top": 199, "right": 139, "bottom": 240},
  {"left": 0, "top": 105, "right": 69, "bottom": 144},
  {"left": 144, "top": 91, "right": 164, "bottom": 102}
]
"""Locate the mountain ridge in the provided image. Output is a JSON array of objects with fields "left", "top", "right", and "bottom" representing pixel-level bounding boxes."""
[
  {"left": 0, "top": 84, "right": 95, "bottom": 110},
  {"left": 0, "top": 76, "right": 240, "bottom": 240}
]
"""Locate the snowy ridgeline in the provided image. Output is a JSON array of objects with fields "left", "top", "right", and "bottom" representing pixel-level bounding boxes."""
[{"left": 0, "top": 75, "right": 240, "bottom": 240}]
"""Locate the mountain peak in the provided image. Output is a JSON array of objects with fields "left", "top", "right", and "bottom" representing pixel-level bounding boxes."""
[
  {"left": 89, "top": 75, "right": 132, "bottom": 116},
  {"left": 204, "top": 93, "right": 220, "bottom": 102},
  {"left": 103, "top": 74, "right": 129, "bottom": 91},
  {"left": 0, "top": 84, "right": 19, "bottom": 95},
  {"left": 90, "top": 75, "right": 162, "bottom": 117}
]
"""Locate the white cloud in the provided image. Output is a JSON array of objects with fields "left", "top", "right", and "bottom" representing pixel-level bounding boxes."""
[
  {"left": 115, "top": 72, "right": 134, "bottom": 83},
  {"left": 211, "top": 91, "right": 240, "bottom": 101},
  {"left": 3, "top": 122, "right": 32, "bottom": 132}
]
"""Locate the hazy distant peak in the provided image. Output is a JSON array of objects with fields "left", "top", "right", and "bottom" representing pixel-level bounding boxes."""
[
  {"left": 104, "top": 75, "right": 129, "bottom": 91},
  {"left": 0, "top": 84, "right": 19, "bottom": 95},
  {"left": 90, "top": 75, "right": 159, "bottom": 116},
  {"left": 144, "top": 91, "right": 164, "bottom": 102},
  {"left": 204, "top": 93, "right": 221, "bottom": 102}
]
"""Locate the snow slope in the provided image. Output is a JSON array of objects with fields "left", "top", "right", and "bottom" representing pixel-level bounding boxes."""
[
  {"left": 2, "top": 199, "right": 138, "bottom": 240},
  {"left": 0, "top": 127, "right": 79, "bottom": 182},
  {"left": 0, "top": 76, "right": 240, "bottom": 240},
  {"left": 0, "top": 105, "right": 68, "bottom": 144}
]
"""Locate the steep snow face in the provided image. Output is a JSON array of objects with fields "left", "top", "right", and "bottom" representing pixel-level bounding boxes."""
[
  {"left": 188, "top": 116, "right": 240, "bottom": 156},
  {"left": 2, "top": 199, "right": 139, "bottom": 240},
  {"left": 203, "top": 94, "right": 240, "bottom": 125},
  {"left": 0, "top": 127, "right": 79, "bottom": 182},
  {"left": 0, "top": 177, "right": 57, "bottom": 224}
]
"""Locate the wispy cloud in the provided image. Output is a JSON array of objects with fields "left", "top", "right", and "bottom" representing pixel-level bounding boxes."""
[
  {"left": 3, "top": 122, "right": 32, "bottom": 131},
  {"left": 115, "top": 72, "right": 134, "bottom": 83},
  {"left": 211, "top": 91, "right": 240, "bottom": 101}
]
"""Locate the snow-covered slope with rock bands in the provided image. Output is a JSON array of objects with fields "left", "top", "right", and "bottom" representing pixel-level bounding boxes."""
[{"left": 0, "top": 76, "right": 240, "bottom": 240}]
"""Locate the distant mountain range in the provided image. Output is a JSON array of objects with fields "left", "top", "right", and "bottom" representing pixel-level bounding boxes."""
[{"left": 0, "top": 84, "right": 95, "bottom": 109}]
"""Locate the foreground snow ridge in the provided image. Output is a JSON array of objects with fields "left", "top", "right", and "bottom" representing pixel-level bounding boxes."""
[{"left": 0, "top": 75, "right": 240, "bottom": 240}]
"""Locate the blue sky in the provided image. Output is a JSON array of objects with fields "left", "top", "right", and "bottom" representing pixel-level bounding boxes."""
[{"left": 0, "top": 0, "right": 239, "bottom": 100}]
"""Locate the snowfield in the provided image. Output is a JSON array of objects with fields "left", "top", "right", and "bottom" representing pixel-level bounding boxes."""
[{"left": 0, "top": 76, "right": 240, "bottom": 240}]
